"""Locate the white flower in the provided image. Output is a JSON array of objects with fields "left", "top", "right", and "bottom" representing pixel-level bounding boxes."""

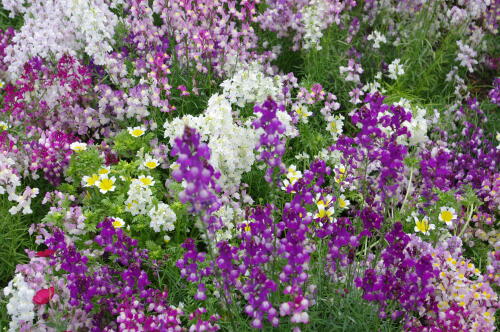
[
  {"left": 143, "top": 155, "right": 160, "bottom": 169},
  {"left": 8, "top": 187, "right": 39, "bottom": 215},
  {"left": 70, "top": 142, "right": 87, "bottom": 152},
  {"left": 82, "top": 174, "right": 100, "bottom": 187},
  {"left": 125, "top": 179, "right": 153, "bottom": 216},
  {"left": 137, "top": 175, "right": 155, "bottom": 187},
  {"left": 3, "top": 274, "right": 35, "bottom": 331},
  {"left": 337, "top": 194, "right": 350, "bottom": 209},
  {"left": 0, "top": 121, "right": 9, "bottom": 130},
  {"left": 326, "top": 115, "right": 344, "bottom": 139},
  {"left": 111, "top": 217, "right": 125, "bottom": 228},
  {"left": 367, "top": 30, "right": 387, "bottom": 49},
  {"left": 128, "top": 126, "right": 146, "bottom": 137},
  {"left": 387, "top": 59, "right": 405, "bottom": 80},
  {"left": 413, "top": 215, "right": 435, "bottom": 236},
  {"left": 148, "top": 202, "right": 176, "bottom": 233},
  {"left": 293, "top": 103, "right": 312, "bottom": 123},
  {"left": 439, "top": 207, "right": 457, "bottom": 227},
  {"left": 96, "top": 176, "right": 116, "bottom": 194}
]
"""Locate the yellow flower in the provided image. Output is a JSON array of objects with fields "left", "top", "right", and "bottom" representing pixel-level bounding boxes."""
[
  {"left": 128, "top": 126, "right": 146, "bottom": 137},
  {"left": 0, "top": 80, "right": 4, "bottom": 88},
  {"left": 98, "top": 166, "right": 111, "bottom": 176},
  {"left": 82, "top": 174, "right": 100, "bottom": 187},
  {"left": 137, "top": 175, "right": 155, "bottom": 187},
  {"left": 144, "top": 156, "right": 159, "bottom": 169},
  {"left": 337, "top": 194, "right": 350, "bottom": 209},
  {"left": 334, "top": 165, "right": 347, "bottom": 184},
  {"left": 439, "top": 207, "right": 457, "bottom": 226},
  {"left": 414, "top": 216, "right": 435, "bottom": 235},
  {"left": 70, "top": 142, "right": 87, "bottom": 152},
  {"left": 314, "top": 194, "right": 335, "bottom": 221},
  {"left": 96, "top": 176, "right": 116, "bottom": 194},
  {"left": 0, "top": 121, "right": 9, "bottom": 131},
  {"left": 286, "top": 165, "right": 302, "bottom": 184},
  {"left": 111, "top": 217, "right": 125, "bottom": 228}
]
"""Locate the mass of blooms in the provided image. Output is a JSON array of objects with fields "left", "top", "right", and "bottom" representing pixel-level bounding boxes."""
[{"left": 0, "top": 0, "right": 498, "bottom": 331}]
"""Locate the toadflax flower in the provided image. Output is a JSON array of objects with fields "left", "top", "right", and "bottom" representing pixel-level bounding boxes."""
[
  {"left": 439, "top": 207, "right": 457, "bottom": 227},
  {"left": 413, "top": 215, "right": 435, "bottom": 235}
]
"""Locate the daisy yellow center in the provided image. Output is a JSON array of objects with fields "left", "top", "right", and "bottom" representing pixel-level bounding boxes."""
[
  {"left": 86, "top": 174, "right": 100, "bottom": 186},
  {"left": 415, "top": 219, "right": 430, "bottom": 233},
  {"left": 330, "top": 121, "right": 337, "bottom": 132},
  {"left": 73, "top": 145, "right": 85, "bottom": 151},
  {"left": 139, "top": 177, "right": 153, "bottom": 186},
  {"left": 130, "top": 129, "right": 144, "bottom": 137},
  {"left": 99, "top": 178, "right": 114, "bottom": 191},
  {"left": 0, "top": 124, "right": 7, "bottom": 130},
  {"left": 98, "top": 168, "right": 110, "bottom": 175},
  {"left": 244, "top": 224, "right": 251, "bottom": 232},
  {"left": 145, "top": 161, "right": 158, "bottom": 169},
  {"left": 440, "top": 211, "right": 453, "bottom": 223},
  {"left": 112, "top": 220, "right": 125, "bottom": 228}
]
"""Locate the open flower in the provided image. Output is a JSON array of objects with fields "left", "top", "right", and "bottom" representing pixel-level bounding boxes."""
[
  {"left": 111, "top": 217, "right": 125, "bottom": 228},
  {"left": 82, "top": 174, "right": 100, "bottom": 187},
  {"left": 137, "top": 175, "right": 155, "bottom": 187},
  {"left": 314, "top": 194, "right": 335, "bottom": 221},
  {"left": 439, "top": 207, "right": 457, "bottom": 227},
  {"left": 413, "top": 215, "right": 435, "bottom": 235},
  {"left": 70, "top": 142, "right": 87, "bottom": 152},
  {"left": 286, "top": 165, "right": 302, "bottom": 184},
  {"left": 33, "top": 287, "right": 55, "bottom": 305},
  {"left": 128, "top": 126, "right": 146, "bottom": 137},
  {"left": 0, "top": 121, "right": 9, "bottom": 131},
  {"left": 293, "top": 104, "right": 312, "bottom": 123},
  {"left": 337, "top": 194, "right": 350, "bottom": 209},
  {"left": 35, "top": 249, "right": 55, "bottom": 257},
  {"left": 97, "top": 166, "right": 111, "bottom": 176},
  {"left": 143, "top": 156, "right": 159, "bottom": 169},
  {"left": 96, "top": 176, "right": 116, "bottom": 194}
]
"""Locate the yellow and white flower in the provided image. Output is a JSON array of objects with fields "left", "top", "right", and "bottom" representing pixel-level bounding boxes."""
[
  {"left": 326, "top": 115, "right": 344, "bottom": 138},
  {"left": 137, "top": 175, "right": 155, "bottom": 187},
  {"left": 293, "top": 104, "right": 312, "bottom": 123},
  {"left": 128, "top": 126, "right": 146, "bottom": 137},
  {"left": 337, "top": 194, "right": 350, "bottom": 209},
  {"left": 0, "top": 121, "right": 9, "bottom": 131},
  {"left": 144, "top": 156, "right": 159, "bottom": 169},
  {"left": 97, "top": 166, "right": 111, "bottom": 176},
  {"left": 413, "top": 215, "right": 435, "bottom": 235},
  {"left": 96, "top": 176, "right": 116, "bottom": 194},
  {"left": 439, "top": 207, "right": 457, "bottom": 227},
  {"left": 0, "top": 80, "right": 4, "bottom": 88},
  {"left": 334, "top": 164, "right": 347, "bottom": 184},
  {"left": 82, "top": 174, "right": 100, "bottom": 187},
  {"left": 286, "top": 165, "right": 302, "bottom": 184},
  {"left": 70, "top": 142, "right": 87, "bottom": 152},
  {"left": 314, "top": 194, "right": 335, "bottom": 221},
  {"left": 111, "top": 217, "right": 125, "bottom": 228}
]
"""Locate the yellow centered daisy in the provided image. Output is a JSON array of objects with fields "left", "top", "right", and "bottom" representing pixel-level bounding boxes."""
[
  {"left": 96, "top": 176, "right": 116, "bottom": 194},
  {"left": 98, "top": 167, "right": 110, "bottom": 175},
  {"left": 128, "top": 126, "right": 146, "bottom": 137},
  {"left": 83, "top": 174, "right": 100, "bottom": 187},
  {"left": 0, "top": 121, "right": 8, "bottom": 131},
  {"left": 144, "top": 159, "right": 159, "bottom": 169},
  {"left": 138, "top": 175, "right": 154, "bottom": 186},
  {"left": 439, "top": 207, "right": 457, "bottom": 226},
  {"left": 70, "top": 142, "right": 87, "bottom": 152},
  {"left": 111, "top": 217, "right": 125, "bottom": 228}
]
